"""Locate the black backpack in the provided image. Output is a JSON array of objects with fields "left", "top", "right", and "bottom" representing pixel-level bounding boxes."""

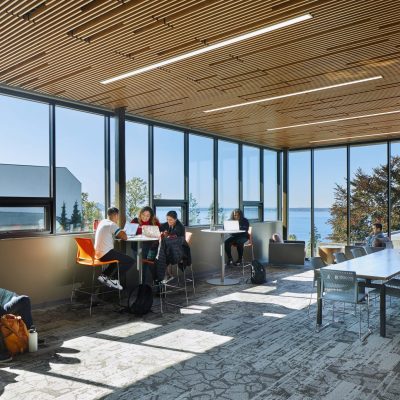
[
  {"left": 250, "top": 260, "right": 267, "bottom": 284},
  {"left": 128, "top": 284, "right": 153, "bottom": 316}
]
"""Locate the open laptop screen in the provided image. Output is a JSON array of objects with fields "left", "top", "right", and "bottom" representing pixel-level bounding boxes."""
[
  {"left": 223, "top": 220, "right": 239, "bottom": 231},
  {"left": 124, "top": 222, "right": 139, "bottom": 237}
]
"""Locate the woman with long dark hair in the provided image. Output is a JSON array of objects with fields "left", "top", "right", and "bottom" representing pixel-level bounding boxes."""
[{"left": 225, "top": 208, "right": 249, "bottom": 266}]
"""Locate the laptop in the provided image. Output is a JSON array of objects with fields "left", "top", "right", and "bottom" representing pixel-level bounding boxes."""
[
  {"left": 223, "top": 220, "right": 239, "bottom": 231},
  {"left": 124, "top": 222, "right": 139, "bottom": 237},
  {"left": 142, "top": 225, "right": 161, "bottom": 238}
]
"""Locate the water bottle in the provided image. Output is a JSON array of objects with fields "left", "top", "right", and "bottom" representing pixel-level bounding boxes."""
[{"left": 29, "top": 326, "right": 38, "bottom": 352}]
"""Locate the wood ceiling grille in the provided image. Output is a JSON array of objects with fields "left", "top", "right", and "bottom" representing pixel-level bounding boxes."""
[{"left": 1, "top": 0, "right": 400, "bottom": 148}]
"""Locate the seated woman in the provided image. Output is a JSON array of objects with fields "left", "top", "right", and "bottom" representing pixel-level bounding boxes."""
[
  {"left": 131, "top": 206, "right": 160, "bottom": 259},
  {"left": 271, "top": 233, "right": 283, "bottom": 243},
  {"left": 160, "top": 210, "right": 185, "bottom": 238},
  {"left": 225, "top": 209, "right": 250, "bottom": 266}
]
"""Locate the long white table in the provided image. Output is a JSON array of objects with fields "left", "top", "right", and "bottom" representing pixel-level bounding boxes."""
[
  {"left": 317, "top": 249, "right": 400, "bottom": 337},
  {"left": 201, "top": 229, "right": 245, "bottom": 286}
]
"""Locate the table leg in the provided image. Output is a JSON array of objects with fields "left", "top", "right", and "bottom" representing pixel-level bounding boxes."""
[
  {"left": 137, "top": 241, "right": 143, "bottom": 284},
  {"left": 380, "top": 284, "right": 386, "bottom": 337},
  {"left": 316, "top": 276, "right": 322, "bottom": 328},
  {"left": 207, "top": 233, "right": 239, "bottom": 286}
]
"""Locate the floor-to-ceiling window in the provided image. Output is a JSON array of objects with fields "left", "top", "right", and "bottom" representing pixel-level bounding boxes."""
[
  {"left": 56, "top": 107, "right": 105, "bottom": 232},
  {"left": 218, "top": 140, "right": 238, "bottom": 223},
  {"left": 125, "top": 121, "right": 148, "bottom": 219},
  {"left": 350, "top": 143, "right": 388, "bottom": 243},
  {"left": 242, "top": 145, "right": 260, "bottom": 220},
  {"left": 314, "top": 147, "right": 347, "bottom": 246},
  {"left": 189, "top": 134, "right": 213, "bottom": 225},
  {"left": 153, "top": 126, "right": 184, "bottom": 222},
  {"left": 0, "top": 94, "right": 49, "bottom": 232},
  {"left": 289, "top": 150, "right": 311, "bottom": 254},
  {"left": 264, "top": 149, "right": 278, "bottom": 220},
  {"left": 391, "top": 142, "right": 400, "bottom": 237}
]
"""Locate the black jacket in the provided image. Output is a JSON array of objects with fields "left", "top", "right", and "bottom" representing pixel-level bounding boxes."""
[{"left": 160, "top": 220, "right": 185, "bottom": 237}]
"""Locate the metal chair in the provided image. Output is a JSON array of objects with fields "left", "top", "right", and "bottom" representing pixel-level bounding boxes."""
[
  {"left": 233, "top": 227, "right": 254, "bottom": 275},
  {"left": 333, "top": 252, "right": 347, "bottom": 263},
  {"left": 350, "top": 247, "right": 367, "bottom": 258},
  {"left": 307, "top": 257, "right": 325, "bottom": 317},
  {"left": 318, "top": 269, "right": 370, "bottom": 339},
  {"left": 71, "top": 238, "right": 121, "bottom": 316}
]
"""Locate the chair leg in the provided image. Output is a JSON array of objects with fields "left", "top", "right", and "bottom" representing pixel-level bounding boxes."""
[
  {"left": 89, "top": 268, "right": 96, "bottom": 316},
  {"left": 183, "top": 269, "right": 189, "bottom": 306},
  {"left": 307, "top": 281, "right": 315, "bottom": 318},
  {"left": 117, "top": 262, "right": 121, "bottom": 306},
  {"left": 191, "top": 266, "right": 195, "bottom": 295},
  {"left": 70, "top": 264, "right": 77, "bottom": 304}
]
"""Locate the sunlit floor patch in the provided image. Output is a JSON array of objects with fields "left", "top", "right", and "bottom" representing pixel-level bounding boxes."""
[{"left": 263, "top": 312, "right": 287, "bottom": 318}]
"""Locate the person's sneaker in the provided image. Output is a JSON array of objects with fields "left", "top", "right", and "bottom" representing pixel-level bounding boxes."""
[
  {"left": 226, "top": 259, "right": 233, "bottom": 267},
  {"left": 234, "top": 259, "right": 243, "bottom": 266},
  {"left": 0, "top": 353, "right": 12, "bottom": 363},
  {"left": 163, "top": 276, "right": 175, "bottom": 284},
  {"left": 98, "top": 274, "right": 123, "bottom": 290}
]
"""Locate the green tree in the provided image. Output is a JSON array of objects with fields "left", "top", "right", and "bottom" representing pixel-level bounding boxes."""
[
  {"left": 288, "top": 234, "right": 297, "bottom": 240},
  {"left": 81, "top": 192, "right": 102, "bottom": 231},
  {"left": 208, "top": 201, "right": 224, "bottom": 224},
  {"left": 60, "top": 202, "right": 68, "bottom": 231},
  {"left": 189, "top": 193, "right": 200, "bottom": 225},
  {"left": 126, "top": 177, "right": 147, "bottom": 218},
  {"left": 328, "top": 157, "right": 400, "bottom": 242},
  {"left": 307, "top": 225, "right": 321, "bottom": 255},
  {"left": 70, "top": 200, "right": 82, "bottom": 230}
]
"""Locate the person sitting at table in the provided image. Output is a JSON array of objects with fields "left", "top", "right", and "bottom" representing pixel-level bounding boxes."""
[
  {"left": 95, "top": 207, "right": 134, "bottom": 290},
  {"left": 225, "top": 209, "right": 250, "bottom": 266},
  {"left": 131, "top": 206, "right": 161, "bottom": 260},
  {"left": 365, "top": 223, "right": 384, "bottom": 247},
  {"left": 271, "top": 232, "right": 283, "bottom": 243},
  {"left": 160, "top": 211, "right": 185, "bottom": 238}
]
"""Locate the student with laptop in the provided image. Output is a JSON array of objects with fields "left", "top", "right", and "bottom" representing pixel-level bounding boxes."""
[
  {"left": 131, "top": 206, "right": 161, "bottom": 259},
  {"left": 160, "top": 210, "right": 185, "bottom": 238},
  {"left": 95, "top": 207, "right": 134, "bottom": 290},
  {"left": 224, "top": 208, "right": 250, "bottom": 266}
]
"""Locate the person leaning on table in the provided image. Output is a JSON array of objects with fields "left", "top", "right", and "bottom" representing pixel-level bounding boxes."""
[{"left": 95, "top": 207, "right": 134, "bottom": 290}]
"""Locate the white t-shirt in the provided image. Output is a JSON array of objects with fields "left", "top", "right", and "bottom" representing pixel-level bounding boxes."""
[{"left": 94, "top": 219, "right": 121, "bottom": 259}]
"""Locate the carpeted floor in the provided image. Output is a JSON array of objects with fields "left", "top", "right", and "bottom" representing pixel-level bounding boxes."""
[{"left": 1, "top": 264, "right": 400, "bottom": 399}]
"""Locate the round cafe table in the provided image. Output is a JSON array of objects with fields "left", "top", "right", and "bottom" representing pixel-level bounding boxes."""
[
  {"left": 318, "top": 244, "right": 344, "bottom": 265},
  {"left": 201, "top": 229, "right": 245, "bottom": 285}
]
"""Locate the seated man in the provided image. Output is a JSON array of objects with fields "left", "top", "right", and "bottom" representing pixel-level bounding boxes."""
[
  {"left": 365, "top": 223, "right": 384, "bottom": 247},
  {"left": 0, "top": 288, "right": 34, "bottom": 363},
  {"left": 95, "top": 207, "right": 134, "bottom": 290}
]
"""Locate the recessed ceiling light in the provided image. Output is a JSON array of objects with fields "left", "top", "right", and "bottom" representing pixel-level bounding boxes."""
[
  {"left": 204, "top": 76, "right": 382, "bottom": 113},
  {"left": 309, "top": 130, "right": 400, "bottom": 143},
  {"left": 101, "top": 14, "right": 312, "bottom": 84},
  {"left": 267, "top": 110, "right": 400, "bottom": 131}
]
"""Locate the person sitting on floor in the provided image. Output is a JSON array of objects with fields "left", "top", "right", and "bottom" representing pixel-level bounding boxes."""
[
  {"left": 0, "top": 287, "right": 34, "bottom": 363},
  {"left": 95, "top": 207, "right": 134, "bottom": 290},
  {"left": 225, "top": 209, "right": 250, "bottom": 267},
  {"left": 365, "top": 223, "right": 384, "bottom": 247}
]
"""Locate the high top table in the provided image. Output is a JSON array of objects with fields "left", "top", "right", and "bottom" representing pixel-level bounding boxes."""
[
  {"left": 125, "top": 235, "right": 159, "bottom": 284},
  {"left": 317, "top": 249, "right": 400, "bottom": 337},
  {"left": 201, "top": 228, "right": 245, "bottom": 286}
]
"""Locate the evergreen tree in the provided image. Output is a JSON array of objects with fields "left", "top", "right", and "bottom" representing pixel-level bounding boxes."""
[
  {"left": 81, "top": 192, "right": 102, "bottom": 231},
  {"left": 60, "top": 202, "right": 68, "bottom": 231},
  {"left": 70, "top": 200, "right": 82, "bottom": 230},
  {"left": 188, "top": 193, "right": 200, "bottom": 225}
]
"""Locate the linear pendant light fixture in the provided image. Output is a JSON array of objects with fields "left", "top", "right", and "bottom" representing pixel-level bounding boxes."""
[
  {"left": 267, "top": 110, "right": 400, "bottom": 131},
  {"left": 309, "top": 130, "right": 400, "bottom": 144},
  {"left": 204, "top": 76, "right": 382, "bottom": 113},
  {"left": 101, "top": 14, "right": 312, "bottom": 84}
]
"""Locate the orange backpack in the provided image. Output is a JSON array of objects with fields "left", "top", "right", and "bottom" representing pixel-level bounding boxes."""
[{"left": 0, "top": 314, "right": 29, "bottom": 356}]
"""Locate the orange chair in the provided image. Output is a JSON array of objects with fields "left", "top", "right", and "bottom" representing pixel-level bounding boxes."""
[{"left": 71, "top": 238, "right": 121, "bottom": 315}]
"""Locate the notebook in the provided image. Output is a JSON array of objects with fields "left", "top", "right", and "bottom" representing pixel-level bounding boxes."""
[
  {"left": 124, "top": 222, "right": 139, "bottom": 237},
  {"left": 142, "top": 225, "right": 161, "bottom": 238},
  {"left": 223, "top": 220, "right": 239, "bottom": 231}
]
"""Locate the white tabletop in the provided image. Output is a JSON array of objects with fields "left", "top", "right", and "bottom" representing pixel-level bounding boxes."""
[
  {"left": 201, "top": 229, "right": 245, "bottom": 234},
  {"left": 324, "top": 249, "right": 400, "bottom": 280},
  {"left": 125, "top": 235, "right": 159, "bottom": 242}
]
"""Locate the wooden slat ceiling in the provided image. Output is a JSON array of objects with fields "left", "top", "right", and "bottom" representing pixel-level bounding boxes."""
[{"left": 1, "top": 0, "right": 400, "bottom": 149}]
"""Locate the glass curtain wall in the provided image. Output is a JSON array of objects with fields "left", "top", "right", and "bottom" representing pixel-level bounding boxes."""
[
  {"left": 218, "top": 140, "right": 239, "bottom": 223},
  {"left": 314, "top": 147, "right": 347, "bottom": 246},
  {"left": 242, "top": 145, "right": 260, "bottom": 220},
  {"left": 350, "top": 143, "right": 388, "bottom": 243},
  {"left": 264, "top": 149, "right": 278, "bottom": 220},
  {"left": 289, "top": 150, "right": 311, "bottom": 255},
  {"left": 0, "top": 94, "right": 49, "bottom": 232},
  {"left": 55, "top": 106, "right": 105, "bottom": 232},
  {"left": 391, "top": 142, "right": 400, "bottom": 237},
  {"left": 125, "top": 121, "right": 148, "bottom": 220},
  {"left": 189, "top": 134, "right": 213, "bottom": 226}
]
